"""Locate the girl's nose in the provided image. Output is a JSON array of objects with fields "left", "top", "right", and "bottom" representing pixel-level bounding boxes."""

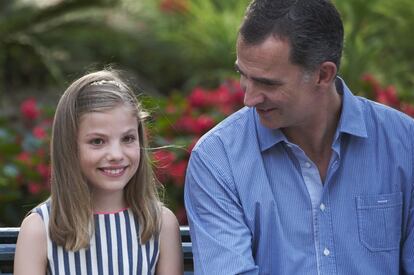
[{"left": 106, "top": 143, "right": 124, "bottom": 162}]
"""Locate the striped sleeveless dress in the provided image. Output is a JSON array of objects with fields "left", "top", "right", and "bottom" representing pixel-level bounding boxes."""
[{"left": 34, "top": 202, "right": 159, "bottom": 275}]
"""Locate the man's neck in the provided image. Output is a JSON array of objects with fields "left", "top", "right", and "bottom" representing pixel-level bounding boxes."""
[{"left": 282, "top": 84, "right": 342, "bottom": 181}]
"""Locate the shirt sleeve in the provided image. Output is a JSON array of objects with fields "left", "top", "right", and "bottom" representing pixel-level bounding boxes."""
[
  {"left": 184, "top": 148, "right": 259, "bottom": 275},
  {"left": 401, "top": 122, "right": 414, "bottom": 275}
]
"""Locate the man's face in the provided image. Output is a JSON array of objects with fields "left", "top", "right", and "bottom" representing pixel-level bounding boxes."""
[{"left": 235, "top": 36, "right": 321, "bottom": 130}]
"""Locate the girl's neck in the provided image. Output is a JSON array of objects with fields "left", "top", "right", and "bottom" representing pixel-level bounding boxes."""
[
  {"left": 91, "top": 190, "right": 127, "bottom": 214},
  {"left": 94, "top": 207, "right": 129, "bottom": 215}
]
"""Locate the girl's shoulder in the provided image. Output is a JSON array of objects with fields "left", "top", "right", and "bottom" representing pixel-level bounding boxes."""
[
  {"left": 160, "top": 206, "right": 179, "bottom": 231},
  {"left": 156, "top": 207, "right": 183, "bottom": 274},
  {"left": 19, "top": 212, "right": 47, "bottom": 240},
  {"left": 14, "top": 212, "right": 47, "bottom": 274}
]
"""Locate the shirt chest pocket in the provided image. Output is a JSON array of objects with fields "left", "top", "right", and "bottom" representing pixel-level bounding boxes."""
[{"left": 356, "top": 192, "right": 403, "bottom": 252}]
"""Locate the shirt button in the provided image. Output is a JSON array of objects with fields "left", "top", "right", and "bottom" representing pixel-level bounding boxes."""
[
  {"left": 323, "top": 248, "right": 330, "bottom": 256},
  {"left": 304, "top": 162, "right": 312, "bottom": 168},
  {"left": 320, "top": 203, "right": 326, "bottom": 211}
]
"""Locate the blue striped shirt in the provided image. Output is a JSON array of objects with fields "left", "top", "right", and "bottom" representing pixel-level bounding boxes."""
[
  {"left": 35, "top": 202, "right": 159, "bottom": 275},
  {"left": 184, "top": 78, "right": 414, "bottom": 274}
]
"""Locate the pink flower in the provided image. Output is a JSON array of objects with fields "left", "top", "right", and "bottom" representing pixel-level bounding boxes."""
[
  {"left": 32, "top": 126, "right": 47, "bottom": 139},
  {"left": 20, "top": 98, "right": 40, "bottom": 120}
]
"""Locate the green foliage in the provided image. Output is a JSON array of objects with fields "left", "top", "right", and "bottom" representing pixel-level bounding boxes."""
[
  {"left": 122, "top": 0, "right": 249, "bottom": 92},
  {"left": 0, "top": 80, "right": 244, "bottom": 226},
  {"left": 0, "top": 0, "right": 121, "bottom": 102},
  {"left": 334, "top": 0, "right": 414, "bottom": 99},
  {"left": 0, "top": 99, "right": 53, "bottom": 226}
]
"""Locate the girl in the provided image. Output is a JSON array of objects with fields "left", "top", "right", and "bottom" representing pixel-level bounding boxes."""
[{"left": 14, "top": 70, "right": 183, "bottom": 274}]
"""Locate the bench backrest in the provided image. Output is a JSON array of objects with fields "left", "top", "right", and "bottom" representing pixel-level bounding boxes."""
[{"left": 0, "top": 226, "right": 193, "bottom": 274}]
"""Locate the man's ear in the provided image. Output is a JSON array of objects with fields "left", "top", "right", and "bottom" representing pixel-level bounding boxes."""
[{"left": 317, "top": 61, "right": 337, "bottom": 86}]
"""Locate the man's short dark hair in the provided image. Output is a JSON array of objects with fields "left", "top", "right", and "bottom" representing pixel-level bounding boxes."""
[{"left": 239, "top": 0, "right": 344, "bottom": 72}]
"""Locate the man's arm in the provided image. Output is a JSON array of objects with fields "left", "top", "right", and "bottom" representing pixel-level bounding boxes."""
[
  {"left": 401, "top": 122, "right": 414, "bottom": 275},
  {"left": 184, "top": 149, "right": 259, "bottom": 275}
]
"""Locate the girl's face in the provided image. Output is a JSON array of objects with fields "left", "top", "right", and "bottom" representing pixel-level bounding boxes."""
[{"left": 77, "top": 104, "right": 140, "bottom": 208}]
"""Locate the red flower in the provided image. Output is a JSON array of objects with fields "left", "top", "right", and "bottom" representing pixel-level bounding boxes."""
[
  {"left": 159, "top": 0, "right": 188, "bottom": 13},
  {"left": 36, "top": 163, "right": 51, "bottom": 179},
  {"left": 213, "top": 85, "right": 232, "bottom": 105},
  {"left": 169, "top": 160, "right": 188, "bottom": 186},
  {"left": 376, "top": 85, "right": 400, "bottom": 108},
  {"left": 174, "top": 116, "right": 197, "bottom": 134},
  {"left": 32, "top": 126, "right": 47, "bottom": 140},
  {"left": 401, "top": 103, "right": 414, "bottom": 117},
  {"left": 166, "top": 103, "right": 177, "bottom": 114},
  {"left": 189, "top": 87, "right": 210, "bottom": 108},
  {"left": 27, "top": 181, "right": 42, "bottom": 195},
  {"left": 153, "top": 149, "right": 176, "bottom": 183},
  {"left": 175, "top": 206, "right": 188, "bottom": 224},
  {"left": 153, "top": 149, "right": 176, "bottom": 168},
  {"left": 361, "top": 73, "right": 381, "bottom": 94},
  {"left": 188, "top": 137, "right": 199, "bottom": 152},
  {"left": 16, "top": 152, "right": 32, "bottom": 165},
  {"left": 194, "top": 115, "right": 215, "bottom": 135},
  {"left": 20, "top": 98, "right": 40, "bottom": 120}
]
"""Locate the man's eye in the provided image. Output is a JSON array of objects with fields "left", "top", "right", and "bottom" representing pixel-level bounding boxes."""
[
  {"left": 123, "top": 135, "right": 136, "bottom": 143},
  {"left": 90, "top": 138, "right": 104, "bottom": 145}
]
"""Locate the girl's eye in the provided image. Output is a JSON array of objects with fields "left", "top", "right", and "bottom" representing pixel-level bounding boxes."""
[
  {"left": 90, "top": 138, "right": 104, "bottom": 145},
  {"left": 123, "top": 135, "right": 136, "bottom": 144}
]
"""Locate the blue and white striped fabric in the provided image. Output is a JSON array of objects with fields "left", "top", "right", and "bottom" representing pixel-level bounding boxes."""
[
  {"left": 185, "top": 77, "right": 414, "bottom": 274},
  {"left": 35, "top": 202, "right": 159, "bottom": 275}
]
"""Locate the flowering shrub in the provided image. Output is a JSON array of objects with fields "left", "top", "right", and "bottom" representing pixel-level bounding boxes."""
[
  {"left": 0, "top": 98, "right": 53, "bottom": 226},
  {"left": 0, "top": 80, "right": 244, "bottom": 226},
  {"left": 1, "top": 75, "right": 412, "bottom": 226},
  {"left": 150, "top": 79, "right": 244, "bottom": 224},
  {"left": 362, "top": 74, "right": 414, "bottom": 117}
]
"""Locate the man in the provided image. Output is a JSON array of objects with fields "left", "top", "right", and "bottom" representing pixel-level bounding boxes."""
[{"left": 184, "top": 0, "right": 414, "bottom": 274}]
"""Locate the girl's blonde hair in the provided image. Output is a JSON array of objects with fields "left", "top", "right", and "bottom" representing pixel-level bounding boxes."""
[{"left": 49, "top": 69, "right": 161, "bottom": 250}]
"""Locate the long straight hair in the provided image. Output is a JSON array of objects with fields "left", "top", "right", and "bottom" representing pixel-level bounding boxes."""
[{"left": 49, "top": 70, "right": 161, "bottom": 250}]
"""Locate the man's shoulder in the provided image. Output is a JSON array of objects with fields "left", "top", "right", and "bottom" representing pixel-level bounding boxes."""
[
  {"left": 358, "top": 96, "right": 414, "bottom": 128},
  {"left": 193, "top": 107, "right": 255, "bottom": 151}
]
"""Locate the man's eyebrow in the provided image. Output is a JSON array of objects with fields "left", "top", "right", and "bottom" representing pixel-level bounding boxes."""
[{"left": 234, "top": 63, "right": 283, "bottom": 86}]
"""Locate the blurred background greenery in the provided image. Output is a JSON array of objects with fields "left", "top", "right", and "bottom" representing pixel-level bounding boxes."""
[{"left": 1, "top": 0, "right": 413, "bottom": 226}]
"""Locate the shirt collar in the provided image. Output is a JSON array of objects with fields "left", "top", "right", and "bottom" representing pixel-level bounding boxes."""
[
  {"left": 335, "top": 77, "right": 367, "bottom": 139},
  {"left": 255, "top": 77, "right": 368, "bottom": 152}
]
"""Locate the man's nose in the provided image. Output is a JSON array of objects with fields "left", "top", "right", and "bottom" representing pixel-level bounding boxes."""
[{"left": 243, "top": 81, "right": 263, "bottom": 107}]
